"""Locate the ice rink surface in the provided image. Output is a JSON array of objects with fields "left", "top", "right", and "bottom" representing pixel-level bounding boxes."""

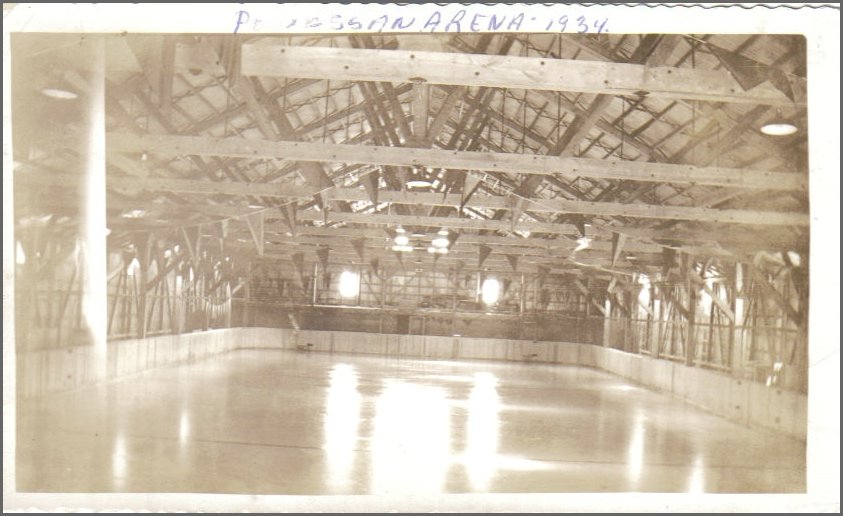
[{"left": 17, "top": 348, "right": 805, "bottom": 494}]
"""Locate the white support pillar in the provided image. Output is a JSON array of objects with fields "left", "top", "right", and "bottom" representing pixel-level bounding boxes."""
[
  {"left": 81, "top": 37, "right": 108, "bottom": 381},
  {"left": 3, "top": 21, "right": 18, "bottom": 490}
]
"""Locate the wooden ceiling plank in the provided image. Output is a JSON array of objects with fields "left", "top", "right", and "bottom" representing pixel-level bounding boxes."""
[
  {"left": 411, "top": 83, "right": 430, "bottom": 141},
  {"left": 240, "top": 44, "right": 805, "bottom": 106},
  {"left": 425, "top": 86, "right": 466, "bottom": 147},
  {"left": 108, "top": 132, "right": 807, "bottom": 192},
  {"left": 102, "top": 196, "right": 795, "bottom": 256},
  {"left": 97, "top": 173, "right": 808, "bottom": 226}
]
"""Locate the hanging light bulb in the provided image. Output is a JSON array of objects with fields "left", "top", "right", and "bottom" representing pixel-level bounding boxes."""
[
  {"left": 41, "top": 82, "right": 78, "bottom": 100},
  {"left": 432, "top": 236, "right": 449, "bottom": 248},
  {"left": 406, "top": 165, "right": 432, "bottom": 188},
  {"left": 761, "top": 109, "right": 798, "bottom": 136},
  {"left": 575, "top": 237, "right": 592, "bottom": 252}
]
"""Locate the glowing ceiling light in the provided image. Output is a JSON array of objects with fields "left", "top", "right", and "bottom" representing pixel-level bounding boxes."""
[
  {"left": 427, "top": 247, "right": 437, "bottom": 254},
  {"left": 41, "top": 87, "right": 78, "bottom": 100},
  {"left": 760, "top": 122, "right": 798, "bottom": 136},
  {"left": 121, "top": 208, "right": 147, "bottom": 219},
  {"left": 760, "top": 108, "right": 798, "bottom": 136},
  {"left": 437, "top": 229, "right": 449, "bottom": 236},
  {"left": 394, "top": 234, "right": 410, "bottom": 246},
  {"left": 395, "top": 227, "right": 406, "bottom": 234},
  {"left": 575, "top": 237, "right": 592, "bottom": 251},
  {"left": 432, "top": 236, "right": 449, "bottom": 248},
  {"left": 407, "top": 179, "right": 432, "bottom": 188},
  {"left": 761, "top": 120, "right": 798, "bottom": 136}
]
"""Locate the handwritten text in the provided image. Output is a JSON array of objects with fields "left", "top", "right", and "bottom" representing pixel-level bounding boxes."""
[{"left": 233, "top": 9, "right": 608, "bottom": 35}]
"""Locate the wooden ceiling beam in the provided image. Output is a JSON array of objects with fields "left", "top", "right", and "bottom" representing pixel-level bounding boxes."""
[
  {"left": 240, "top": 44, "right": 804, "bottom": 106},
  {"left": 100, "top": 195, "right": 792, "bottom": 255},
  {"left": 107, "top": 132, "right": 807, "bottom": 192},
  {"left": 96, "top": 172, "right": 808, "bottom": 226},
  {"left": 560, "top": 34, "right": 806, "bottom": 171},
  {"left": 223, "top": 241, "right": 629, "bottom": 272}
]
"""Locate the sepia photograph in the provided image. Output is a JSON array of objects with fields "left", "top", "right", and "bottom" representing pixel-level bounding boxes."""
[{"left": 3, "top": 3, "right": 839, "bottom": 513}]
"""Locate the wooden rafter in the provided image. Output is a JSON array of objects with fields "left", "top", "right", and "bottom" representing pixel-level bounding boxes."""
[
  {"left": 106, "top": 133, "right": 808, "bottom": 192},
  {"left": 240, "top": 44, "right": 805, "bottom": 106}
]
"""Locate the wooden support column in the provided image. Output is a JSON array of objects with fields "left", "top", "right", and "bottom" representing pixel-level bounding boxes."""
[
  {"left": 728, "top": 264, "right": 743, "bottom": 370},
  {"left": 135, "top": 235, "right": 152, "bottom": 339},
  {"left": 311, "top": 262, "right": 318, "bottom": 305},
  {"left": 685, "top": 261, "right": 697, "bottom": 366},
  {"left": 747, "top": 264, "right": 802, "bottom": 327},
  {"left": 244, "top": 262, "right": 252, "bottom": 327},
  {"left": 225, "top": 282, "right": 232, "bottom": 329}
]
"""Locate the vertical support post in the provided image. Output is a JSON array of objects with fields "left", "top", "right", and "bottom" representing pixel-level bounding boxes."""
[
  {"left": 450, "top": 268, "right": 458, "bottom": 312},
  {"left": 137, "top": 242, "right": 149, "bottom": 339},
  {"left": 3, "top": 24, "right": 18, "bottom": 469},
  {"left": 173, "top": 268, "right": 182, "bottom": 335},
  {"left": 356, "top": 264, "right": 363, "bottom": 306},
  {"left": 244, "top": 262, "right": 252, "bottom": 327},
  {"left": 311, "top": 262, "right": 318, "bottom": 305},
  {"left": 225, "top": 281, "right": 232, "bottom": 328},
  {"left": 107, "top": 266, "right": 123, "bottom": 336},
  {"left": 519, "top": 273, "right": 527, "bottom": 314},
  {"left": 727, "top": 264, "right": 739, "bottom": 372},
  {"left": 380, "top": 269, "right": 387, "bottom": 310},
  {"left": 685, "top": 261, "right": 697, "bottom": 367},
  {"left": 603, "top": 297, "right": 612, "bottom": 348},
  {"left": 450, "top": 268, "right": 458, "bottom": 336},
  {"left": 81, "top": 36, "right": 108, "bottom": 380},
  {"left": 654, "top": 293, "right": 662, "bottom": 360},
  {"left": 379, "top": 269, "right": 387, "bottom": 333},
  {"left": 519, "top": 273, "right": 526, "bottom": 340},
  {"left": 475, "top": 272, "right": 482, "bottom": 304}
]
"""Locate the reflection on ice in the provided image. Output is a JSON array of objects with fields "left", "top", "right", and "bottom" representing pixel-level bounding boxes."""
[
  {"left": 179, "top": 411, "right": 190, "bottom": 444},
  {"left": 370, "top": 379, "right": 450, "bottom": 495},
  {"left": 111, "top": 433, "right": 127, "bottom": 490},
  {"left": 627, "top": 410, "right": 646, "bottom": 487},
  {"left": 687, "top": 455, "right": 706, "bottom": 493},
  {"left": 323, "top": 364, "right": 361, "bottom": 492},
  {"left": 465, "top": 372, "right": 500, "bottom": 491}
]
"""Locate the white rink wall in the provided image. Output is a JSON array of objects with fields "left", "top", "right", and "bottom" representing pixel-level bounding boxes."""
[{"left": 17, "top": 327, "right": 806, "bottom": 440}]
